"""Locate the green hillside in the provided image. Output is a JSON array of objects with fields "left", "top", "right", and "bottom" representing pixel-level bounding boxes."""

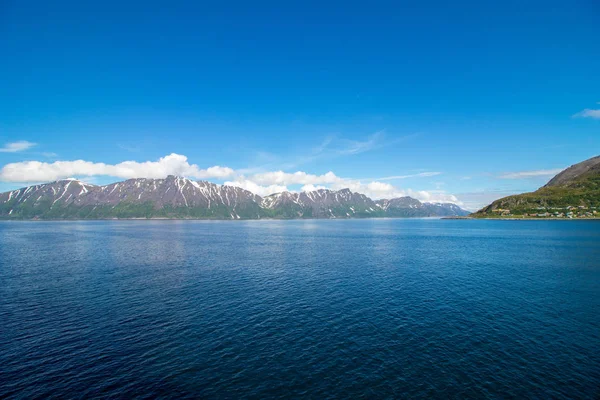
[{"left": 472, "top": 156, "right": 600, "bottom": 218}]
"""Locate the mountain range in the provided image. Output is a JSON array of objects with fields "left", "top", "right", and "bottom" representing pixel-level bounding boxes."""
[
  {"left": 0, "top": 175, "right": 469, "bottom": 220},
  {"left": 473, "top": 155, "right": 600, "bottom": 218}
]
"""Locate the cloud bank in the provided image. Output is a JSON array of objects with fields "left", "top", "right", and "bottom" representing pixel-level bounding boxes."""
[
  {"left": 0, "top": 153, "right": 234, "bottom": 182},
  {"left": 225, "top": 172, "right": 459, "bottom": 203},
  {"left": 0, "top": 153, "right": 460, "bottom": 204}
]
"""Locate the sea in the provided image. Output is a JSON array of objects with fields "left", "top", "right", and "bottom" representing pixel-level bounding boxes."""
[{"left": 0, "top": 219, "right": 599, "bottom": 399}]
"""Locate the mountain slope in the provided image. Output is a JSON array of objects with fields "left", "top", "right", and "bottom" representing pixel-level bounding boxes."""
[
  {"left": 473, "top": 156, "right": 600, "bottom": 218},
  {"left": 0, "top": 176, "right": 469, "bottom": 219},
  {"left": 544, "top": 156, "right": 600, "bottom": 188}
]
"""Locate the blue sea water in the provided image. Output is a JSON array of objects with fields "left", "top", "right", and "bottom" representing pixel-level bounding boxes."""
[{"left": 0, "top": 219, "right": 599, "bottom": 399}]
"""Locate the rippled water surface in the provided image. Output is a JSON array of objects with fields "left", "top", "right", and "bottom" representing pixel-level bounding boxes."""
[{"left": 1, "top": 219, "right": 599, "bottom": 398}]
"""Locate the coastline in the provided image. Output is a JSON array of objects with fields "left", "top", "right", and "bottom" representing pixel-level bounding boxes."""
[
  {"left": 2, "top": 216, "right": 599, "bottom": 222},
  {"left": 1, "top": 216, "right": 459, "bottom": 222},
  {"left": 459, "top": 217, "right": 600, "bottom": 221},
  {"left": 0, "top": 216, "right": 446, "bottom": 222}
]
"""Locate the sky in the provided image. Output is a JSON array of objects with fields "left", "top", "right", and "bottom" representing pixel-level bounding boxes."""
[{"left": 0, "top": 1, "right": 599, "bottom": 210}]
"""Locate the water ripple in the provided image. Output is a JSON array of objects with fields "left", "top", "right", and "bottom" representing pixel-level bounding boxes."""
[{"left": 0, "top": 219, "right": 599, "bottom": 399}]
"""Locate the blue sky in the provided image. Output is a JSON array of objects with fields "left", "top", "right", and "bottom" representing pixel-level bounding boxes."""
[{"left": 0, "top": 1, "right": 599, "bottom": 209}]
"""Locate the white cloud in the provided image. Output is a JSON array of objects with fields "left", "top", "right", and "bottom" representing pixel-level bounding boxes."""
[
  {"left": 375, "top": 172, "right": 442, "bottom": 180},
  {"left": 250, "top": 170, "right": 342, "bottom": 185},
  {"left": 573, "top": 109, "right": 600, "bottom": 119},
  {"left": 498, "top": 168, "right": 564, "bottom": 179},
  {"left": 224, "top": 179, "right": 288, "bottom": 197},
  {"left": 0, "top": 141, "right": 37, "bottom": 153},
  {"left": 0, "top": 152, "right": 463, "bottom": 205},
  {"left": 0, "top": 153, "right": 235, "bottom": 182},
  {"left": 301, "top": 184, "right": 328, "bottom": 192}
]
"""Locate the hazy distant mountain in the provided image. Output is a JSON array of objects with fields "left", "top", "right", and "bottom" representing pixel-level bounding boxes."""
[
  {"left": 376, "top": 197, "right": 469, "bottom": 217},
  {"left": 473, "top": 155, "right": 600, "bottom": 218},
  {"left": 0, "top": 175, "right": 469, "bottom": 219}
]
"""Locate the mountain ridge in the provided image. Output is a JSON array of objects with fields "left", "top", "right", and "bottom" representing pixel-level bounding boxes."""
[{"left": 0, "top": 175, "right": 469, "bottom": 219}]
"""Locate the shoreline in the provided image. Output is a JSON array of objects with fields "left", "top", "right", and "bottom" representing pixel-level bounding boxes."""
[
  {"left": 1, "top": 216, "right": 599, "bottom": 222},
  {"left": 459, "top": 217, "right": 600, "bottom": 221},
  {"left": 0, "top": 216, "right": 456, "bottom": 222}
]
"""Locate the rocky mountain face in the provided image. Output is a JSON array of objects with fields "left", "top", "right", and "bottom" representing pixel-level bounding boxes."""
[
  {"left": 261, "top": 188, "right": 382, "bottom": 218},
  {"left": 0, "top": 175, "right": 469, "bottom": 219},
  {"left": 473, "top": 155, "right": 600, "bottom": 218}
]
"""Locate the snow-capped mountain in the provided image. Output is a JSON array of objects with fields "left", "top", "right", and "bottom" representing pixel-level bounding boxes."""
[
  {"left": 261, "top": 188, "right": 381, "bottom": 218},
  {"left": 0, "top": 176, "right": 469, "bottom": 219}
]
